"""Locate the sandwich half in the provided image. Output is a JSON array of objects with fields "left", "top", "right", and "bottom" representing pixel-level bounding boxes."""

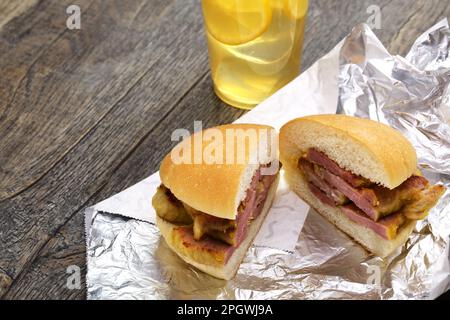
[
  {"left": 279, "top": 115, "right": 445, "bottom": 257},
  {"left": 153, "top": 124, "right": 280, "bottom": 280}
]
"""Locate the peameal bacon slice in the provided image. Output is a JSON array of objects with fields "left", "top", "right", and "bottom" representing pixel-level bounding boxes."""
[{"left": 300, "top": 148, "right": 446, "bottom": 239}]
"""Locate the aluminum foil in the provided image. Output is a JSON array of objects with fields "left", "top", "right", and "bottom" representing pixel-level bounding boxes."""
[{"left": 86, "top": 20, "right": 450, "bottom": 300}]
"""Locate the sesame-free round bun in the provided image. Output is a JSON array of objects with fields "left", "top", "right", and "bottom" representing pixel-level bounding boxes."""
[
  {"left": 279, "top": 114, "right": 417, "bottom": 189},
  {"left": 156, "top": 175, "right": 279, "bottom": 280},
  {"left": 279, "top": 114, "right": 419, "bottom": 257},
  {"left": 160, "top": 124, "right": 278, "bottom": 220}
]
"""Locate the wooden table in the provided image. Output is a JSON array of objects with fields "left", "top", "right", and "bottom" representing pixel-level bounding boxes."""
[{"left": 1, "top": 0, "right": 449, "bottom": 300}]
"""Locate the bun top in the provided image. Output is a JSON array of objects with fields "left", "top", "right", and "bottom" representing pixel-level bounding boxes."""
[
  {"left": 279, "top": 114, "right": 418, "bottom": 189},
  {"left": 160, "top": 123, "right": 277, "bottom": 219}
]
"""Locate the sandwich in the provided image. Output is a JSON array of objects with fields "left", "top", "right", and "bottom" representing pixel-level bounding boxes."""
[
  {"left": 279, "top": 114, "right": 445, "bottom": 257},
  {"left": 152, "top": 124, "right": 280, "bottom": 280}
]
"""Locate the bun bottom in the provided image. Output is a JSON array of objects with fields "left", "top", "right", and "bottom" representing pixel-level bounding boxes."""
[
  {"left": 156, "top": 175, "right": 279, "bottom": 280},
  {"left": 284, "top": 164, "right": 416, "bottom": 258}
]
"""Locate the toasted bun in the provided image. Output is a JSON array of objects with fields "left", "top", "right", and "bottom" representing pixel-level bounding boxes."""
[
  {"left": 156, "top": 175, "right": 279, "bottom": 280},
  {"left": 283, "top": 157, "right": 416, "bottom": 257},
  {"left": 160, "top": 124, "right": 277, "bottom": 219},
  {"left": 279, "top": 115, "right": 417, "bottom": 189}
]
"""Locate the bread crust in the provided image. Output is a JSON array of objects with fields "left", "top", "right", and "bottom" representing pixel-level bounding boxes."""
[
  {"left": 160, "top": 123, "right": 277, "bottom": 219},
  {"left": 279, "top": 115, "right": 417, "bottom": 189}
]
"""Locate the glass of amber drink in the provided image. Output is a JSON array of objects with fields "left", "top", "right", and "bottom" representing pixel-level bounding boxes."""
[{"left": 201, "top": 0, "right": 308, "bottom": 109}]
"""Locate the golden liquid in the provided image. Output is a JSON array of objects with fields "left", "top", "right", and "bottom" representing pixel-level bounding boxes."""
[{"left": 201, "top": 0, "right": 308, "bottom": 109}]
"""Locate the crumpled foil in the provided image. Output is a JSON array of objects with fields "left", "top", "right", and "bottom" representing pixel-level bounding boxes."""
[{"left": 86, "top": 20, "right": 450, "bottom": 300}]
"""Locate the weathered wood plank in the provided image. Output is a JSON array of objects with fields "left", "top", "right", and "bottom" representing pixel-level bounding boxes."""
[
  {"left": 3, "top": 212, "right": 86, "bottom": 299},
  {"left": 0, "top": 0, "right": 93, "bottom": 113},
  {"left": 0, "top": 0, "right": 209, "bottom": 297},
  {"left": 0, "top": 0, "right": 174, "bottom": 201},
  {"left": 0, "top": 0, "right": 39, "bottom": 30}
]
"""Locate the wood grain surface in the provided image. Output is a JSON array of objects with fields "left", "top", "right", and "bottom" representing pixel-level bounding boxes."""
[{"left": 0, "top": 0, "right": 449, "bottom": 299}]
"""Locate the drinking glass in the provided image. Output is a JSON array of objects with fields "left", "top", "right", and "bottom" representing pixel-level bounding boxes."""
[{"left": 201, "top": 0, "right": 309, "bottom": 109}]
